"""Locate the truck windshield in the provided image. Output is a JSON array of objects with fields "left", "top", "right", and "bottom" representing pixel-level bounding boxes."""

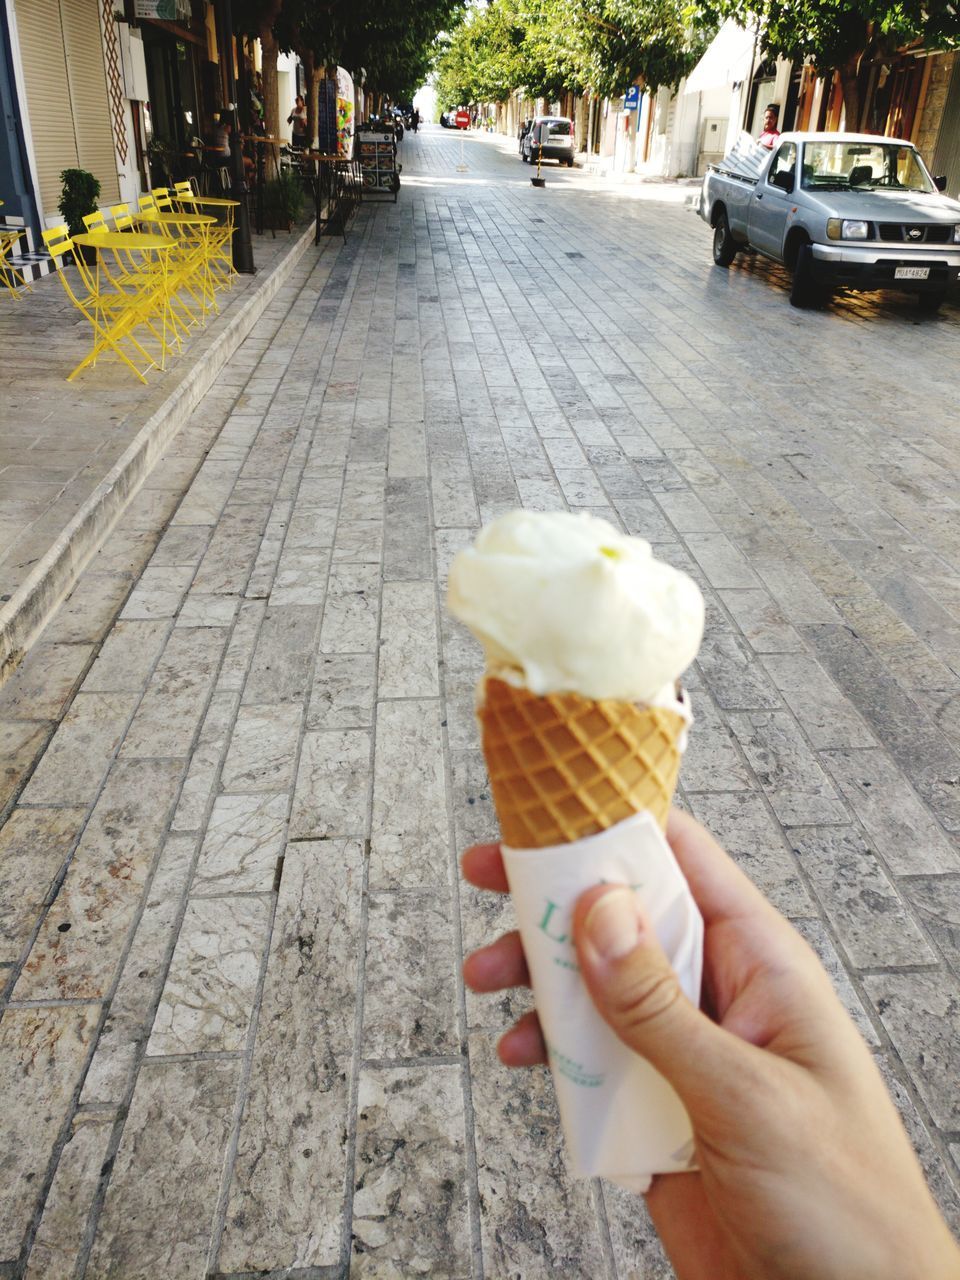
[{"left": 800, "top": 141, "right": 935, "bottom": 193}]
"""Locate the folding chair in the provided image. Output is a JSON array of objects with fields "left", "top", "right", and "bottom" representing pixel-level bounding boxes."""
[{"left": 42, "top": 224, "right": 163, "bottom": 383}]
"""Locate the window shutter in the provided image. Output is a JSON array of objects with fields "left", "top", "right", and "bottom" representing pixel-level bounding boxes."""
[
  {"left": 60, "top": 0, "right": 120, "bottom": 204},
  {"left": 12, "top": 0, "right": 79, "bottom": 215}
]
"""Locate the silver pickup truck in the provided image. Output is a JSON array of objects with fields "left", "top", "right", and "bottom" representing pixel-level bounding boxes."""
[{"left": 699, "top": 131, "right": 960, "bottom": 311}]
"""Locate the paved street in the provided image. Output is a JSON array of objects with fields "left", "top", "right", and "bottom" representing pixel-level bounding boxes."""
[{"left": 1, "top": 123, "right": 959, "bottom": 1278}]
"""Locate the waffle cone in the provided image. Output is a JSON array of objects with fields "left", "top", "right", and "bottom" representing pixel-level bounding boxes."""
[{"left": 478, "top": 677, "right": 685, "bottom": 848}]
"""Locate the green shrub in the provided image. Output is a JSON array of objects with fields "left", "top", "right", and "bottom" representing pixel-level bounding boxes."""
[
  {"left": 58, "top": 168, "right": 100, "bottom": 238},
  {"left": 263, "top": 171, "right": 305, "bottom": 227}
]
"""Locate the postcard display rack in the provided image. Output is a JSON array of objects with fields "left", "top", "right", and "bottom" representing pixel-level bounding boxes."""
[{"left": 359, "top": 132, "right": 399, "bottom": 201}]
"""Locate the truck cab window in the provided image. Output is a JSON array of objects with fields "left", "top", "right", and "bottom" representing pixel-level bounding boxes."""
[{"left": 768, "top": 142, "right": 797, "bottom": 191}]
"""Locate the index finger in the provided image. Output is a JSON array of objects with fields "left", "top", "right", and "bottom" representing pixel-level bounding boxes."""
[{"left": 461, "top": 842, "right": 509, "bottom": 893}]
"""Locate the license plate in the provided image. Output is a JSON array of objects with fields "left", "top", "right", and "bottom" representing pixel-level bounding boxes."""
[{"left": 895, "top": 266, "right": 930, "bottom": 280}]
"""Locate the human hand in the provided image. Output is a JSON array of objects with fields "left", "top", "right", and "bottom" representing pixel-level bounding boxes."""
[{"left": 463, "top": 809, "right": 960, "bottom": 1280}]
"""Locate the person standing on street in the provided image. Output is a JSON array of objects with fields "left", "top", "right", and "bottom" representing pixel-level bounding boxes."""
[
  {"left": 287, "top": 95, "right": 308, "bottom": 149},
  {"left": 758, "top": 104, "right": 781, "bottom": 149}
]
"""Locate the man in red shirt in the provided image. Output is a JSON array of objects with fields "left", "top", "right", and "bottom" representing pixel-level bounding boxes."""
[{"left": 758, "top": 104, "right": 781, "bottom": 149}]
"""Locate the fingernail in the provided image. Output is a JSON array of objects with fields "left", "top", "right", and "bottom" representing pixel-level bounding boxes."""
[{"left": 584, "top": 888, "right": 640, "bottom": 960}]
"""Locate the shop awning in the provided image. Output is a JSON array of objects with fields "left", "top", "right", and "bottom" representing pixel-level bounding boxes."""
[{"left": 685, "top": 20, "right": 758, "bottom": 93}]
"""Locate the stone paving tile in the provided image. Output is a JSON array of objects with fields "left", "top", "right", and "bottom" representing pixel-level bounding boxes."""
[
  {"left": 377, "top": 579, "right": 440, "bottom": 698},
  {"left": 218, "top": 840, "right": 363, "bottom": 1273},
  {"left": 80, "top": 619, "right": 170, "bottom": 693},
  {"left": 726, "top": 710, "right": 850, "bottom": 826},
  {"left": 370, "top": 699, "right": 449, "bottom": 888},
  {"left": 119, "top": 626, "right": 227, "bottom": 759},
  {"left": 820, "top": 748, "right": 960, "bottom": 876},
  {"left": 362, "top": 892, "right": 460, "bottom": 1059},
  {"left": 307, "top": 651, "right": 377, "bottom": 730},
  {"left": 0, "top": 806, "right": 86, "bottom": 964},
  {"left": 0, "top": 718, "right": 52, "bottom": 811},
  {"left": 193, "top": 792, "right": 288, "bottom": 894},
  {"left": 290, "top": 729, "right": 372, "bottom": 840},
  {"left": 85, "top": 1059, "right": 239, "bottom": 1279},
  {"left": 0, "top": 1005, "right": 101, "bottom": 1259},
  {"left": 351, "top": 1065, "right": 470, "bottom": 1277},
  {"left": 220, "top": 704, "right": 303, "bottom": 793},
  {"left": 0, "top": 642, "right": 93, "bottom": 721},
  {"left": 468, "top": 1035, "right": 609, "bottom": 1277},
  {"left": 863, "top": 971, "right": 960, "bottom": 1131},
  {"left": 21, "top": 691, "right": 138, "bottom": 807},
  {"left": 242, "top": 605, "right": 320, "bottom": 705},
  {"left": 81, "top": 834, "right": 196, "bottom": 1105},
  {"left": 687, "top": 791, "right": 814, "bottom": 916},
  {"left": 901, "top": 875, "right": 960, "bottom": 978},
  {"left": 147, "top": 895, "right": 271, "bottom": 1056},
  {"left": 14, "top": 758, "right": 182, "bottom": 1000},
  {"left": 24, "top": 1112, "right": 115, "bottom": 1280},
  {"left": 119, "top": 565, "right": 195, "bottom": 621},
  {"left": 790, "top": 826, "right": 937, "bottom": 969}
]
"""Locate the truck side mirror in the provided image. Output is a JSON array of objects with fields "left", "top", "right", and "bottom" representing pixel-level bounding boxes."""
[
  {"left": 934, "top": 174, "right": 947, "bottom": 192},
  {"left": 772, "top": 168, "right": 794, "bottom": 192}
]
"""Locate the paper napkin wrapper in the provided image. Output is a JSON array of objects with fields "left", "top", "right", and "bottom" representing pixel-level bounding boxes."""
[{"left": 501, "top": 810, "right": 704, "bottom": 1193}]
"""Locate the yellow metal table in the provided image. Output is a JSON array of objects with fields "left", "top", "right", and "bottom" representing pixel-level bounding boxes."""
[{"left": 71, "top": 231, "right": 173, "bottom": 379}]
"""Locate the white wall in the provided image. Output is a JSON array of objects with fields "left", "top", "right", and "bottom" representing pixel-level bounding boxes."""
[{"left": 277, "top": 51, "right": 297, "bottom": 143}]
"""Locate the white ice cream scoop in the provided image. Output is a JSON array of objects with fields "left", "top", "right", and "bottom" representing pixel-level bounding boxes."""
[{"left": 447, "top": 510, "right": 705, "bottom": 704}]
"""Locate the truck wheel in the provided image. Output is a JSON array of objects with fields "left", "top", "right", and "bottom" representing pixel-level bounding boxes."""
[
  {"left": 712, "top": 211, "right": 737, "bottom": 267},
  {"left": 918, "top": 291, "right": 946, "bottom": 314},
  {"left": 790, "top": 243, "right": 823, "bottom": 308}
]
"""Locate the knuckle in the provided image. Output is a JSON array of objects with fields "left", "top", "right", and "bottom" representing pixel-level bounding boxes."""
[{"left": 609, "top": 966, "right": 683, "bottom": 1032}]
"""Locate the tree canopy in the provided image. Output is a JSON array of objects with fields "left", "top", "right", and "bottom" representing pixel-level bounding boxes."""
[
  {"left": 238, "top": 0, "right": 462, "bottom": 100},
  {"left": 434, "top": 0, "right": 710, "bottom": 109},
  {"left": 701, "top": 0, "right": 960, "bottom": 126}
]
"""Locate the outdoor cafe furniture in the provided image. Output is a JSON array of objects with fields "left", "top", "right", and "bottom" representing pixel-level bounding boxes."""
[{"left": 42, "top": 225, "right": 173, "bottom": 383}]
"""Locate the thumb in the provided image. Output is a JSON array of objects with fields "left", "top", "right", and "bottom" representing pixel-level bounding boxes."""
[{"left": 573, "top": 884, "right": 743, "bottom": 1110}]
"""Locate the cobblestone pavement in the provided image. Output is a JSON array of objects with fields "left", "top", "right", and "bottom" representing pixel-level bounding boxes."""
[{"left": 1, "top": 124, "right": 959, "bottom": 1278}]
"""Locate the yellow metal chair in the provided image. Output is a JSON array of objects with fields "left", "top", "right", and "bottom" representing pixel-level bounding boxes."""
[
  {"left": 142, "top": 191, "right": 217, "bottom": 319},
  {"left": 82, "top": 206, "right": 182, "bottom": 358},
  {"left": 82, "top": 209, "right": 110, "bottom": 234},
  {"left": 0, "top": 201, "right": 33, "bottom": 298},
  {"left": 42, "top": 224, "right": 162, "bottom": 383},
  {"left": 172, "top": 180, "right": 237, "bottom": 292}
]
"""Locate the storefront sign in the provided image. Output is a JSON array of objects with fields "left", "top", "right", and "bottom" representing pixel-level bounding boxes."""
[{"left": 134, "top": 0, "right": 192, "bottom": 19}]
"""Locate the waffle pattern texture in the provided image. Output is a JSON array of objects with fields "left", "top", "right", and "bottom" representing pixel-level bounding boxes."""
[{"left": 479, "top": 677, "right": 685, "bottom": 848}]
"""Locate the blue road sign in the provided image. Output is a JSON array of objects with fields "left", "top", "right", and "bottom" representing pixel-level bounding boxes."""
[{"left": 624, "top": 85, "right": 640, "bottom": 110}]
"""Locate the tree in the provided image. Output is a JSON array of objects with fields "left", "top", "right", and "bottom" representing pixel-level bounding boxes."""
[
  {"left": 434, "top": 0, "right": 707, "bottom": 115},
  {"left": 702, "top": 0, "right": 960, "bottom": 129},
  {"left": 234, "top": 0, "right": 284, "bottom": 141}
]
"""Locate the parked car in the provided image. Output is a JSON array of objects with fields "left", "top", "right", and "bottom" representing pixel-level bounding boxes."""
[
  {"left": 700, "top": 131, "right": 960, "bottom": 310},
  {"left": 522, "top": 116, "right": 575, "bottom": 167}
]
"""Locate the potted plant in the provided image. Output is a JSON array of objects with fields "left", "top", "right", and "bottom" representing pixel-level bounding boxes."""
[
  {"left": 263, "top": 171, "right": 305, "bottom": 231},
  {"left": 58, "top": 168, "right": 100, "bottom": 261}
]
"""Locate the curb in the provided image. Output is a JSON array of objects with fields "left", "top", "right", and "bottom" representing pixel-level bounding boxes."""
[{"left": 0, "top": 219, "right": 317, "bottom": 681}]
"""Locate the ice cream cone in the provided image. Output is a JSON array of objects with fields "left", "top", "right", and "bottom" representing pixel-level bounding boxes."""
[{"left": 479, "top": 676, "right": 686, "bottom": 848}]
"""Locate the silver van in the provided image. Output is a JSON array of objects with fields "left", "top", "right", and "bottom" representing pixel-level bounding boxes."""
[{"left": 522, "top": 117, "right": 575, "bottom": 167}]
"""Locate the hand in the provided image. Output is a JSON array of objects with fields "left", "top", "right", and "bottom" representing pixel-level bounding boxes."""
[{"left": 462, "top": 810, "right": 960, "bottom": 1280}]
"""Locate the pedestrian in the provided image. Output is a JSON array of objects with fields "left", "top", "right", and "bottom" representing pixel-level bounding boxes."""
[
  {"left": 758, "top": 103, "right": 781, "bottom": 149},
  {"left": 287, "top": 95, "right": 308, "bottom": 149},
  {"left": 462, "top": 809, "right": 960, "bottom": 1280},
  {"left": 412, "top": 108, "right": 420, "bottom": 133}
]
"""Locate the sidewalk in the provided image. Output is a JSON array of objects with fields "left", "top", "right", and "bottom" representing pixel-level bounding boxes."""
[
  {"left": 1, "top": 127, "right": 958, "bottom": 1278},
  {"left": 0, "top": 220, "right": 315, "bottom": 675}
]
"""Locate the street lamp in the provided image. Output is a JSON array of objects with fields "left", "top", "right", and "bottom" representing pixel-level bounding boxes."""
[{"left": 214, "top": 0, "right": 255, "bottom": 273}]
